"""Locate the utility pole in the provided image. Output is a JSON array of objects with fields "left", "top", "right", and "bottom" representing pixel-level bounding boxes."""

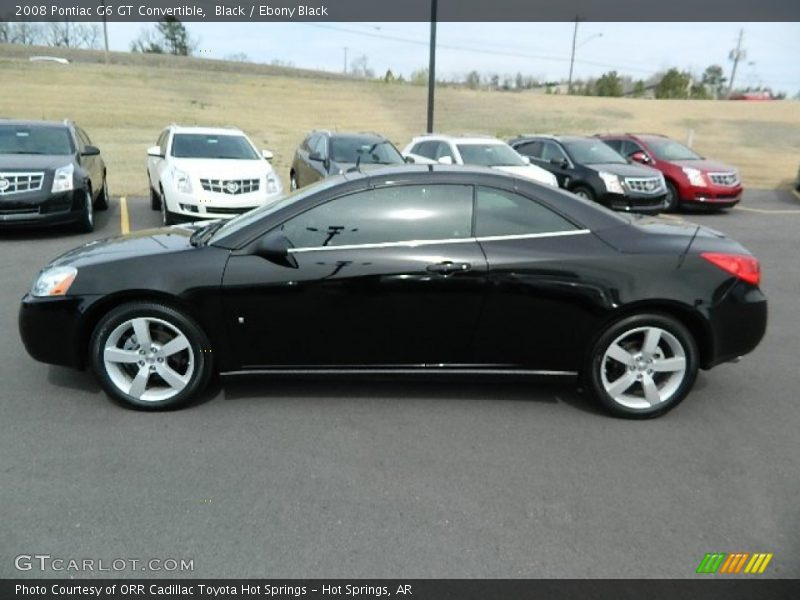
[
  {"left": 102, "top": 1, "right": 109, "bottom": 63},
  {"left": 727, "top": 29, "right": 745, "bottom": 98},
  {"left": 343, "top": 46, "right": 348, "bottom": 74},
  {"left": 567, "top": 16, "right": 581, "bottom": 95},
  {"left": 426, "top": 0, "right": 438, "bottom": 133}
]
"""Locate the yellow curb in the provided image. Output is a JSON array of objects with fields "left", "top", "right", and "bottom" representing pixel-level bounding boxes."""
[{"left": 119, "top": 196, "right": 130, "bottom": 234}]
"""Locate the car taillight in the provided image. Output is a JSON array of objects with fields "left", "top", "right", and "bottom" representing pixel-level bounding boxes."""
[{"left": 701, "top": 252, "right": 761, "bottom": 286}]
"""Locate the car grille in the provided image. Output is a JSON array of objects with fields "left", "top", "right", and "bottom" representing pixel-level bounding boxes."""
[
  {"left": 0, "top": 207, "right": 39, "bottom": 215},
  {"left": 708, "top": 172, "right": 739, "bottom": 186},
  {"left": 205, "top": 206, "right": 254, "bottom": 216},
  {"left": 0, "top": 172, "right": 45, "bottom": 195},
  {"left": 200, "top": 178, "right": 260, "bottom": 195},
  {"left": 624, "top": 177, "right": 664, "bottom": 194}
]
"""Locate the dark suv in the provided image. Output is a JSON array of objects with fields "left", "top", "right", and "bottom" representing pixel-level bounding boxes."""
[
  {"left": 509, "top": 135, "right": 667, "bottom": 214},
  {"left": 0, "top": 119, "right": 108, "bottom": 232},
  {"left": 290, "top": 131, "right": 405, "bottom": 189}
]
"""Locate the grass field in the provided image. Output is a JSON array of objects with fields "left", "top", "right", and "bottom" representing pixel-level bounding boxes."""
[{"left": 1, "top": 44, "right": 798, "bottom": 195}]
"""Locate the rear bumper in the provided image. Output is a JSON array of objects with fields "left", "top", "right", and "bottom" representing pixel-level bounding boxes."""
[
  {"left": 0, "top": 190, "right": 84, "bottom": 227},
  {"left": 704, "top": 281, "right": 767, "bottom": 368}
]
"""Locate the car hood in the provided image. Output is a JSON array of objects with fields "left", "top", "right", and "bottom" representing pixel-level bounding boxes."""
[
  {"left": 331, "top": 161, "right": 403, "bottom": 174},
  {"left": 49, "top": 225, "right": 203, "bottom": 269},
  {"left": 168, "top": 157, "right": 271, "bottom": 178},
  {"left": 587, "top": 162, "right": 662, "bottom": 177},
  {"left": 494, "top": 165, "right": 558, "bottom": 186},
  {"left": 0, "top": 154, "right": 74, "bottom": 170},
  {"left": 670, "top": 159, "right": 737, "bottom": 173}
]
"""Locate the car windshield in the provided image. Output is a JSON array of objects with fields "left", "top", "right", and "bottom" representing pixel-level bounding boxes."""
[
  {"left": 0, "top": 125, "right": 74, "bottom": 155},
  {"left": 171, "top": 133, "right": 259, "bottom": 160},
  {"left": 209, "top": 177, "right": 345, "bottom": 244},
  {"left": 456, "top": 143, "right": 527, "bottom": 167},
  {"left": 329, "top": 137, "right": 404, "bottom": 165},
  {"left": 646, "top": 138, "right": 702, "bottom": 161},
  {"left": 563, "top": 139, "right": 627, "bottom": 165}
]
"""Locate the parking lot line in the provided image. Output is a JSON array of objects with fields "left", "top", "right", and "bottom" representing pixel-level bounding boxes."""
[
  {"left": 734, "top": 206, "right": 800, "bottom": 215},
  {"left": 119, "top": 196, "right": 130, "bottom": 234}
]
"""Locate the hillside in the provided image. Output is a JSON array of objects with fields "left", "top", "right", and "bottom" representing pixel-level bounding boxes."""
[{"left": 1, "top": 43, "right": 798, "bottom": 195}]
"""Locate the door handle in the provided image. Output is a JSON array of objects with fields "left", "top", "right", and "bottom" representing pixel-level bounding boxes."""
[{"left": 426, "top": 261, "right": 471, "bottom": 275}]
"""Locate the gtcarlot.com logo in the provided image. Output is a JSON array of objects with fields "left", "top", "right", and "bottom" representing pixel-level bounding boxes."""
[
  {"left": 14, "top": 554, "right": 194, "bottom": 573},
  {"left": 696, "top": 552, "right": 773, "bottom": 574}
]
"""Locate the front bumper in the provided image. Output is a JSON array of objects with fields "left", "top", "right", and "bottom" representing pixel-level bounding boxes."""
[
  {"left": 169, "top": 188, "right": 281, "bottom": 220},
  {"left": 679, "top": 184, "right": 743, "bottom": 208},
  {"left": 19, "top": 293, "right": 93, "bottom": 369},
  {"left": 0, "top": 189, "right": 84, "bottom": 227},
  {"left": 601, "top": 191, "right": 666, "bottom": 215}
]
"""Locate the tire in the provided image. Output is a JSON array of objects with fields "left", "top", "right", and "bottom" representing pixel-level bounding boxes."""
[
  {"left": 584, "top": 313, "right": 698, "bottom": 419},
  {"left": 94, "top": 175, "right": 109, "bottom": 211},
  {"left": 150, "top": 182, "right": 161, "bottom": 210},
  {"left": 572, "top": 185, "right": 595, "bottom": 202},
  {"left": 76, "top": 187, "right": 94, "bottom": 233},
  {"left": 160, "top": 186, "right": 175, "bottom": 225},
  {"left": 89, "top": 302, "right": 213, "bottom": 410},
  {"left": 289, "top": 171, "right": 298, "bottom": 191},
  {"left": 664, "top": 181, "right": 680, "bottom": 212}
]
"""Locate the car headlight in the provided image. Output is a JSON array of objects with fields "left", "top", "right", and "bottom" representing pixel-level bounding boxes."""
[
  {"left": 31, "top": 266, "right": 77, "bottom": 297},
  {"left": 682, "top": 167, "right": 707, "bottom": 187},
  {"left": 173, "top": 168, "right": 192, "bottom": 193},
  {"left": 599, "top": 171, "right": 624, "bottom": 194},
  {"left": 266, "top": 172, "right": 282, "bottom": 194},
  {"left": 51, "top": 164, "right": 74, "bottom": 193}
]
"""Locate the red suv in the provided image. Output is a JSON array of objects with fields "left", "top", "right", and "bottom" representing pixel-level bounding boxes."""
[{"left": 597, "top": 134, "right": 743, "bottom": 211}]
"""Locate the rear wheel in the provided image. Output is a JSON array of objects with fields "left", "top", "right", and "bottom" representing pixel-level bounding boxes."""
[
  {"left": 664, "top": 181, "right": 680, "bottom": 212},
  {"left": 90, "top": 302, "right": 213, "bottom": 410},
  {"left": 584, "top": 313, "right": 698, "bottom": 418}
]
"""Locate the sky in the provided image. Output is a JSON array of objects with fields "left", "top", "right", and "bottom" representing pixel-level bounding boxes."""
[{"left": 105, "top": 22, "right": 800, "bottom": 94}]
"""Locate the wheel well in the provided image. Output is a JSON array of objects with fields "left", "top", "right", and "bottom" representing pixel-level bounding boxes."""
[
  {"left": 593, "top": 302, "right": 714, "bottom": 369},
  {"left": 78, "top": 292, "right": 210, "bottom": 369}
]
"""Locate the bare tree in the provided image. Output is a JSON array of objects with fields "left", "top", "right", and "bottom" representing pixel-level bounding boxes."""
[
  {"left": 350, "top": 55, "right": 374, "bottom": 79},
  {"left": 46, "top": 22, "right": 100, "bottom": 48},
  {"left": 9, "top": 22, "right": 43, "bottom": 45}
]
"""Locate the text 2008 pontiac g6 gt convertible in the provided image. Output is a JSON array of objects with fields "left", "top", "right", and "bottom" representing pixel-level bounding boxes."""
[{"left": 19, "top": 166, "right": 766, "bottom": 418}]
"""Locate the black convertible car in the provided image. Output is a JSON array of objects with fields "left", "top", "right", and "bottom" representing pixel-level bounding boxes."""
[{"left": 19, "top": 166, "right": 766, "bottom": 418}]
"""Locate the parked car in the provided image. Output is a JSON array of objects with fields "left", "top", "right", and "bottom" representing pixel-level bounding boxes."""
[
  {"left": 597, "top": 133, "right": 743, "bottom": 211},
  {"left": 147, "top": 125, "right": 282, "bottom": 225},
  {"left": 509, "top": 135, "right": 667, "bottom": 214},
  {"left": 402, "top": 134, "right": 558, "bottom": 187},
  {"left": 19, "top": 165, "right": 766, "bottom": 418},
  {"left": 289, "top": 131, "right": 405, "bottom": 190},
  {"left": 0, "top": 119, "right": 108, "bottom": 232}
]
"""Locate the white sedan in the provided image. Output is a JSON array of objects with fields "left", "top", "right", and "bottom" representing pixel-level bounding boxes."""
[
  {"left": 402, "top": 134, "right": 558, "bottom": 187},
  {"left": 147, "top": 125, "right": 283, "bottom": 224}
]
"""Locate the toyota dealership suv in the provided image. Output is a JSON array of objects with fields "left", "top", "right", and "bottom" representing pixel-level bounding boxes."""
[
  {"left": 147, "top": 125, "right": 282, "bottom": 224},
  {"left": 509, "top": 134, "right": 666, "bottom": 214},
  {"left": 597, "top": 133, "right": 743, "bottom": 211}
]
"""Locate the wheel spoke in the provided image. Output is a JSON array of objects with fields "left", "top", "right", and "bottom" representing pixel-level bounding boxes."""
[
  {"left": 159, "top": 335, "right": 190, "bottom": 357},
  {"left": 641, "top": 373, "right": 662, "bottom": 406},
  {"left": 104, "top": 347, "right": 140, "bottom": 364},
  {"left": 156, "top": 364, "right": 189, "bottom": 391},
  {"left": 652, "top": 356, "right": 686, "bottom": 373},
  {"left": 642, "top": 327, "right": 662, "bottom": 355},
  {"left": 606, "top": 343, "right": 635, "bottom": 366},
  {"left": 606, "top": 371, "right": 637, "bottom": 397},
  {"left": 131, "top": 318, "right": 152, "bottom": 348},
  {"left": 128, "top": 366, "right": 150, "bottom": 398}
]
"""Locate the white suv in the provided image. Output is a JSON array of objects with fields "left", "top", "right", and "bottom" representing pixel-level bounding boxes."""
[
  {"left": 402, "top": 134, "right": 558, "bottom": 187},
  {"left": 147, "top": 125, "right": 283, "bottom": 224}
]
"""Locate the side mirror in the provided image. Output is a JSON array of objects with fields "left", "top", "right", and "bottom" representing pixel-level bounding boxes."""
[
  {"left": 252, "top": 231, "right": 298, "bottom": 268},
  {"left": 437, "top": 156, "right": 453, "bottom": 165},
  {"left": 262, "top": 149, "right": 274, "bottom": 161},
  {"left": 147, "top": 145, "right": 164, "bottom": 158},
  {"left": 550, "top": 158, "right": 568, "bottom": 169},
  {"left": 628, "top": 151, "right": 651, "bottom": 164},
  {"left": 404, "top": 155, "right": 415, "bottom": 164},
  {"left": 82, "top": 145, "right": 100, "bottom": 156}
]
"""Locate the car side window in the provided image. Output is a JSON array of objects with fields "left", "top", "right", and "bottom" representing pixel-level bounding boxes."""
[
  {"left": 541, "top": 141, "right": 568, "bottom": 163},
  {"left": 475, "top": 187, "right": 579, "bottom": 238},
  {"left": 603, "top": 139, "right": 623, "bottom": 154},
  {"left": 77, "top": 127, "right": 92, "bottom": 145},
  {"left": 514, "top": 141, "right": 543, "bottom": 158},
  {"left": 435, "top": 142, "right": 454, "bottom": 160},
  {"left": 311, "top": 135, "right": 327, "bottom": 159},
  {"left": 157, "top": 131, "right": 168, "bottom": 155},
  {"left": 278, "top": 184, "right": 473, "bottom": 249},
  {"left": 412, "top": 141, "right": 438, "bottom": 159}
]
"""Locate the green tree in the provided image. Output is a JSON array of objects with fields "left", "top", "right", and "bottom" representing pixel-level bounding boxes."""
[
  {"left": 632, "top": 80, "right": 646, "bottom": 97},
  {"left": 701, "top": 64, "right": 727, "bottom": 99},
  {"left": 594, "top": 71, "right": 624, "bottom": 97},
  {"left": 655, "top": 68, "right": 692, "bottom": 99},
  {"left": 132, "top": 18, "right": 196, "bottom": 55},
  {"left": 465, "top": 71, "right": 481, "bottom": 89},
  {"left": 409, "top": 68, "right": 428, "bottom": 86}
]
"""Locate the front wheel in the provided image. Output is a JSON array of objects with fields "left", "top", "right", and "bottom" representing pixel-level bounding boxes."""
[
  {"left": 77, "top": 188, "right": 94, "bottom": 233},
  {"left": 584, "top": 313, "right": 698, "bottom": 419},
  {"left": 90, "top": 302, "right": 213, "bottom": 410},
  {"left": 160, "top": 187, "right": 176, "bottom": 225},
  {"left": 94, "top": 176, "right": 109, "bottom": 211},
  {"left": 289, "top": 172, "right": 298, "bottom": 191},
  {"left": 664, "top": 181, "right": 680, "bottom": 212},
  {"left": 572, "top": 185, "right": 595, "bottom": 202}
]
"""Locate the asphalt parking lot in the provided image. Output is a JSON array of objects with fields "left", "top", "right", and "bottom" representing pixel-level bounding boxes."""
[{"left": 1, "top": 189, "right": 799, "bottom": 579}]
